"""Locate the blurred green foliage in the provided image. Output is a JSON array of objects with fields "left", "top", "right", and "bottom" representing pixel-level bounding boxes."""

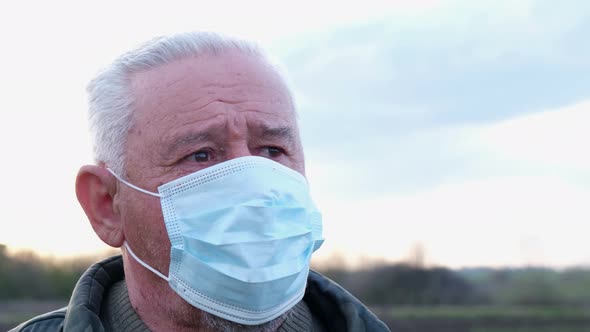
[
  {"left": 382, "top": 305, "right": 590, "bottom": 320},
  {"left": 0, "top": 244, "right": 95, "bottom": 299},
  {"left": 460, "top": 267, "right": 590, "bottom": 306},
  {"left": 317, "top": 263, "right": 590, "bottom": 307}
]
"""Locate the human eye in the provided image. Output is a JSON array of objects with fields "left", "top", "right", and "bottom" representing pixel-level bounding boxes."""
[
  {"left": 183, "top": 149, "right": 214, "bottom": 163},
  {"left": 260, "top": 146, "right": 286, "bottom": 159}
]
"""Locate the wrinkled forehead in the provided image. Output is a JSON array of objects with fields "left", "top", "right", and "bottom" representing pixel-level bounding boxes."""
[{"left": 128, "top": 52, "right": 296, "bottom": 126}]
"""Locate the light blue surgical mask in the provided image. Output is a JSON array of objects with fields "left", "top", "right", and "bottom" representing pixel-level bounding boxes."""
[{"left": 108, "top": 156, "right": 323, "bottom": 325}]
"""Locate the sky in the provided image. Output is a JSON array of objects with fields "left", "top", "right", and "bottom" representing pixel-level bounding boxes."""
[{"left": 0, "top": 0, "right": 588, "bottom": 269}]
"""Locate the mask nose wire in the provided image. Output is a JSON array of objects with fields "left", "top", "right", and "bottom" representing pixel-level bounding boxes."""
[{"left": 106, "top": 168, "right": 162, "bottom": 198}]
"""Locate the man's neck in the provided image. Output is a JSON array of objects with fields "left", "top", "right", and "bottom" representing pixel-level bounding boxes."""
[{"left": 125, "top": 263, "right": 219, "bottom": 331}]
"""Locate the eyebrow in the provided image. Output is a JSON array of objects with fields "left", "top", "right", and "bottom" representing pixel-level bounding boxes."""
[
  {"left": 161, "top": 125, "right": 296, "bottom": 160},
  {"left": 162, "top": 131, "right": 212, "bottom": 160},
  {"left": 260, "top": 126, "right": 295, "bottom": 144}
]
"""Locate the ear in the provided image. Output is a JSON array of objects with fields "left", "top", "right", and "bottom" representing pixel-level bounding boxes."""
[{"left": 76, "top": 165, "right": 124, "bottom": 247}]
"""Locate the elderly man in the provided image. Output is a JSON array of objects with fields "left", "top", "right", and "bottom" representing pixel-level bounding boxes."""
[{"left": 11, "top": 32, "right": 389, "bottom": 331}]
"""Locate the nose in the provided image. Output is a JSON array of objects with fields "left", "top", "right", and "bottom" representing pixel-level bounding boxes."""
[{"left": 224, "top": 141, "right": 252, "bottom": 161}]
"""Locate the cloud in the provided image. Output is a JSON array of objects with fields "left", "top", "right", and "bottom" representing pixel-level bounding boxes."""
[
  {"left": 469, "top": 99, "right": 590, "bottom": 173},
  {"left": 313, "top": 173, "right": 590, "bottom": 268},
  {"left": 272, "top": 1, "right": 590, "bottom": 196},
  {"left": 278, "top": 0, "right": 590, "bottom": 130},
  {"left": 309, "top": 97, "right": 590, "bottom": 267},
  {"left": 306, "top": 95, "right": 590, "bottom": 196}
]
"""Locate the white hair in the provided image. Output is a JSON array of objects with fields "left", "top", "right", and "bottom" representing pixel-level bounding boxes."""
[{"left": 86, "top": 31, "right": 292, "bottom": 174}]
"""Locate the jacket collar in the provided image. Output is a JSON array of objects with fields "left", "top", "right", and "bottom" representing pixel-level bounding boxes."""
[
  {"left": 305, "top": 270, "right": 390, "bottom": 331},
  {"left": 63, "top": 255, "right": 124, "bottom": 331}
]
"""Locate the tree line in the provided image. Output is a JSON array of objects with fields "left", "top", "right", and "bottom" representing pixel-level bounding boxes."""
[
  {"left": 317, "top": 263, "right": 590, "bottom": 306},
  {"left": 0, "top": 245, "right": 102, "bottom": 299},
  {"left": 2, "top": 244, "right": 590, "bottom": 306}
]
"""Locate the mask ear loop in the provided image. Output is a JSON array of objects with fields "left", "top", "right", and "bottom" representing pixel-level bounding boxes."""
[
  {"left": 107, "top": 168, "right": 168, "bottom": 281},
  {"left": 106, "top": 168, "right": 161, "bottom": 198},
  {"left": 124, "top": 242, "right": 170, "bottom": 282}
]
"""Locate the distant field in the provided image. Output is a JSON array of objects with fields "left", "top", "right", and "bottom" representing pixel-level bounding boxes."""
[
  {"left": 372, "top": 305, "right": 590, "bottom": 332},
  {"left": 3, "top": 301, "right": 590, "bottom": 331},
  {"left": 0, "top": 300, "right": 67, "bottom": 331}
]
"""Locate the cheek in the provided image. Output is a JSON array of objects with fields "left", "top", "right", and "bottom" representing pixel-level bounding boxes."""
[
  {"left": 291, "top": 151, "right": 306, "bottom": 176},
  {"left": 121, "top": 194, "right": 171, "bottom": 270}
]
